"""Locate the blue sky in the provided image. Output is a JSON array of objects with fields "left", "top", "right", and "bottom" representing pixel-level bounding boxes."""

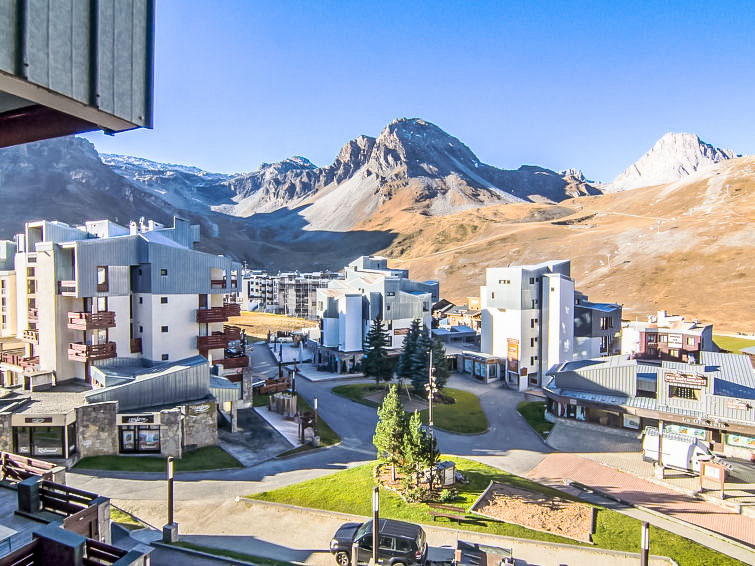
[{"left": 84, "top": 1, "right": 755, "bottom": 181}]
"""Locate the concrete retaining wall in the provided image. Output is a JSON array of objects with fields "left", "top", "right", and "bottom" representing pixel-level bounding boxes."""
[{"left": 76, "top": 402, "right": 118, "bottom": 459}]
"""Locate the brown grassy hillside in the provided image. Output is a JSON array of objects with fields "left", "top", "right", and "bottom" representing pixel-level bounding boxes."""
[{"left": 357, "top": 157, "right": 755, "bottom": 332}]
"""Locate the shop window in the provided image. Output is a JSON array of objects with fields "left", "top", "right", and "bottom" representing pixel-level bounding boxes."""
[
  {"left": 120, "top": 425, "right": 161, "bottom": 453},
  {"left": 14, "top": 426, "right": 64, "bottom": 457},
  {"left": 668, "top": 385, "right": 701, "bottom": 401}
]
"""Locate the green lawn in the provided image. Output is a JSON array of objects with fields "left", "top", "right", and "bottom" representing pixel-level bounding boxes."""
[
  {"left": 75, "top": 446, "right": 242, "bottom": 473},
  {"left": 254, "top": 392, "right": 341, "bottom": 456},
  {"left": 110, "top": 507, "right": 144, "bottom": 531},
  {"left": 248, "top": 457, "right": 742, "bottom": 566},
  {"left": 172, "top": 541, "right": 294, "bottom": 566},
  {"left": 713, "top": 334, "right": 755, "bottom": 354},
  {"left": 517, "top": 401, "right": 553, "bottom": 438},
  {"left": 331, "top": 384, "right": 488, "bottom": 434}
]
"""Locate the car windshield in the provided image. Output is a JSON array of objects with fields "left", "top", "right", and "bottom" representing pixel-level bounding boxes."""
[{"left": 353, "top": 521, "right": 371, "bottom": 541}]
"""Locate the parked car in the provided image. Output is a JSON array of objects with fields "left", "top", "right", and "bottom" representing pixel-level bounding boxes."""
[{"left": 330, "top": 519, "right": 427, "bottom": 566}]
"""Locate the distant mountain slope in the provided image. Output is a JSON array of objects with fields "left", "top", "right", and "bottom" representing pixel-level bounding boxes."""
[{"left": 606, "top": 132, "right": 738, "bottom": 192}]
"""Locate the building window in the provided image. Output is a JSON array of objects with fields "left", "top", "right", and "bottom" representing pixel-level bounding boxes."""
[
  {"left": 161, "top": 354, "right": 169, "bottom": 361},
  {"left": 139, "top": 297, "right": 143, "bottom": 304},
  {"left": 669, "top": 349, "right": 680, "bottom": 358},
  {"left": 161, "top": 326, "right": 168, "bottom": 333},
  {"left": 97, "top": 266, "right": 108, "bottom": 292},
  {"left": 686, "top": 336, "right": 695, "bottom": 346},
  {"left": 386, "top": 292, "right": 395, "bottom": 297},
  {"left": 530, "top": 337, "right": 538, "bottom": 347},
  {"left": 659, "top": 335, "right": 668, "bottom": 343},
  {"left": 139, "top": 326, "right": 143, "bottom": 333},
  {"left": 647, "top": 334, "right": 657, "bottom": 343},
  {"left": 531, "top": 299, "right": 538, "bottom": 308},
  {"left": 600, "top": 335, "right": 610, "bottom": 353},
  {"left": 119, "top": 425, "right": 160, "bottom": 453},
  {"left": 161, "top": 297, "right": 168, "bottom": 304},
  {"left": 498, "top": 279, "right": 510, "bottom": 285},
  {"left": 13, "top": 426, "right": 65, "bottom": 457},
  {"left": 491, "top": 292, "right": 495, "bottom": 299},
  {"left": 668, "top": 385, "right": 700, "bottom": 401},
  {"left": 600, "top": 316, "right": 613, "bottom": 330},
  {"left": 530, "top": 356, "right": 538, "bottom": 365},
  {"left": 386, "top": 306, "right": 390, "bottom": 311},
  {"left": 160, "top": 268, "right": 168, "bottom": 276},
  {"left": 530, "top": 318, "right": 538, "bottom": 328}
]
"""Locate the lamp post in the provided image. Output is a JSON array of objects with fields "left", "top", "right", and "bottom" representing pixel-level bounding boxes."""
[
  {"left": 640, "top": 521, "right": 649, "bottom": 566},
  {"left": 162, "top": 456, "right": 178, "bottom": 542},
  {"left": 314, "top": 395, "right": 319, "bottom": 437},
  {"left": 372, "top": 486, "right": 379, "bottom": 565},
  {"left": 425, "top": 350, "right": 438, "bottom": 491}
]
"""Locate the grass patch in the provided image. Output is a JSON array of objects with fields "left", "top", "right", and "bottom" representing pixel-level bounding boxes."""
[
  {"left": 517, "top": 401, "right": 553, "bottom": 438},
  {"left": 75, "top": 446, "right": 242, "bottom": 473},
  {"left": 172, "top": 541, "right": 294, "bottom": 566},
  {"left": 254, "top": 392, "right": 341, "bottom": 457},
  {"left": 331, "top": 384, "right": 488, "bottom": 434},
  {"left": 248, "top": 458, "right": 741, "bottom": 566},
  {"left": 713, "top": 334, "right": 755, "bottom": 354},
  {"left": 110, "top": 507, "right": 144, "bottom": 531}
]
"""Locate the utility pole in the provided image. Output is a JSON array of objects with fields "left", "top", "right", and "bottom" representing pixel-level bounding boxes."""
[
  {"left": 372, "top": 486, "right": 379, "bottom": 565},
  {"left": 425, "top": 350, "right": 438, "bottom": 490}
]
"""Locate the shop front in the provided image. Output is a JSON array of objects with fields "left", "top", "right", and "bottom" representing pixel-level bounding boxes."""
[
  {"left": 11, "top": 413, "right": 77, "bottom": 460},
  {"left": 117, "top": 413, "right": 161, "bottom": 453}
]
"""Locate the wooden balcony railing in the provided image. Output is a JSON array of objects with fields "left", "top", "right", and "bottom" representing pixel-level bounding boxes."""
[
  {"left": 84, "top": 538, "right": 128, "bottom": 565},
  {"left": 67, "top": 311, "right": 116, "bottom": 330},
  {"left": 218, "top": 355, "right": 248, "bottom": 369},
  {"left": 223, "top": 302, "right": 241, "bottom": 317},
  {"left": 211, "top": 278, "right": 238, "bottom": 289},
  {"left": 19, "top": 356, "right": 39, "bottom": 370},
  {"left": 23, "top": 329, "right": 39, "bottom": 344},
  {"left": 58, "top": 279, "right": 76, "bottom": 295},
  {"left": 28, "top": 307, "right": 38, "bottom": 321},
  {"left": 130, "top": 337, "right": 142, "bottom": 354},
  {"left": 67, "top": 342, "right": 116, "bottom": 362},
  {"left": 197, "top": 333, "right": 229, "bottom": 350},
  {"left": 196, "top": 307, "right": 228, "bottom": 323},
  {"left": 224, "top": 325, "right": 241, "bottom": 340}
]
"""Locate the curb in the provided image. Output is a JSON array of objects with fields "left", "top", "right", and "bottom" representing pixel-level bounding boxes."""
[{"left": 150, "top": 540, "right": 308, "bottom": 566}]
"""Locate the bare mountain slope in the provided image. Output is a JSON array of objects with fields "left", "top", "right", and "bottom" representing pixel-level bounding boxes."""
[
  {"left": 606, "top": 132, "right": 738, "bottom": 192},
  {"left": 376, "top": 156, "right": 755, "bottom": 331}
]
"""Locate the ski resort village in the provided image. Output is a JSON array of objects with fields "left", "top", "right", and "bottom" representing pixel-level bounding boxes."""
[{"left": 0, "top": 3, "right": 753, "bottom": 566}]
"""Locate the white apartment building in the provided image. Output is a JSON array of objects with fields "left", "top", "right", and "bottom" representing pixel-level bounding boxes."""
[
  {"left": 481, "top": 260, "right": 574, "bottom": 390},
  {"left": 313, "top": 256, "right": 438, "bottom": 373},
  {"left": 0, "top": 240, "right": 17, "bottom": 338},
  {"left": 0, "top": 217, "right": 244, "bottom": 389}
]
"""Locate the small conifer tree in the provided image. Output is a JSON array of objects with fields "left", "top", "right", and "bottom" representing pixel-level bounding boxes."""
[
  {"left": 373, "top": 384, "right": 406, "bottom": 481},
  {"left": 363, "top": 317, "right": 393, "bottom": 384}
]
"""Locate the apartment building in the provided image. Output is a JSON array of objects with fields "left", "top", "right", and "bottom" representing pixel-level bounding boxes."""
[
  {"left": 243, "top": 269, "right": 343, "bottom": 318},
  {"left": 621, "top": 310, "right": 715, "bottom": 363},
  {"left": 480, "top": 260, "right": 622, "bottom": 391},
  {"left": 544, "top": 352, "right": 754, "bottom": 461},
  {"left": 313, "top": 256, "right": 438, "bottom": 373},
  {"left": 1, "top": 217, "right": 244, "bottom": 389},
  {"left": 0, "top": 240, "right": 17, "bottom": 337}
]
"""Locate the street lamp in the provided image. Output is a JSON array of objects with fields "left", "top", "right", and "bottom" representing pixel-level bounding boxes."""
[
  {"left": 640, "top": 521, "right": 649, "bottom": 566},
  {"left": 425, "top": 351, "right": 438, "bottom": 491},
  {"left": 372, "top": 486, "right": 379, "bottom": 565},
  {"left": 314, "top": 395, "right": 319, "bottom": 437}
]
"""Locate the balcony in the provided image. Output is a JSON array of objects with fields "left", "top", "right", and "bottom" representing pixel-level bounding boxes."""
[
  {"left": 224, "top": 325, "right": 241, "bottom": 340},
  {"left": 58, "top": 280, "right": 76, "bottom": 295},
  {"left": 28, "top": 307, "right": 38, "bottom": 322},
  {"left": 0, "top": 352, "right": 38, "bottom": 370},
  {"left": 218, "top": 355, "right": 248, "bottom": 369},
  {"left": 196, "top": 307, "right": 228, "bottom": 323},
  {"left": 67, "top": 342, "right": 116, "bottom": 362},
  {"left": 210, "top": 277, "right": 238, "bottom": 289},
  {"left": 130, "top": 337, "right": 142, "bottom": 354},
  {"left": 224, "top": 302, "right": 241, "bottom": 317},
  {"left": 197, "top": 333, "right": 230, "bottom": 350},
  {"left": 67, "top": 311, "right": 116, "bottom": 331},
  {"left": 22, "top": 329, "right": 39, "bottom": 344}
]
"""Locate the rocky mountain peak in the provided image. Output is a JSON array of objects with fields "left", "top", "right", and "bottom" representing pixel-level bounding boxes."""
[{"left": 607, "top": 132, "right": 738, "bottom": 191}]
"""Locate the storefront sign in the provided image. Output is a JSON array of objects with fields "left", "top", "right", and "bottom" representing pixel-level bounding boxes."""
[
  {"left": 668, "top": 334, "right": 683, "bottom": 347},
  {"left": 120, "top": 414, "right": 155, "bottom": 425},
  {"left": 663, "top": 371, "right": 707, "bottom": 387},
  {"left": 664, "top": 423, "right": 707, "bottom": 440},
  {"left": 725, "top": 433, "right": 755, "bottom": 449},
  {"left": 24, "top": 417, "right": 53, "bottom": 424},
  {"left": 507, "top": 338, "right": 519, "bottom": 373},
  {"left": 188, "top": 403, "right": 210, "bottom": 416},
  {"left": 393, "top": 328, "right": 409, "bottom": 336},
  {"left": 623, "top": 414, "right": 641, "bottom": 430}
]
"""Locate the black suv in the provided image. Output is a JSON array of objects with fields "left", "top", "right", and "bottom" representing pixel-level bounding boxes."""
[{"left": 330, "top": 519, "right": 427, "bottom": 566}]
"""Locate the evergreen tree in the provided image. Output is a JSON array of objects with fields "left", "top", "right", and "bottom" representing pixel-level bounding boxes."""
[
  {"left": 402, "top": 410, "right": 441, "bottom": 489},
  {"left": 396, "top": 319, "right": 421, "bottom": 383},
  {"left": 409, "top": 325, "right": 432, "bottom": 393},
  {"left": 373, "top": 385, "right": 407, "bottom": 481},
  {"left": 363, "top": 317, "right": 393, "bottom": 384},
  {"left": 430, "top": 337, "right": 450, "bottom": 390}
]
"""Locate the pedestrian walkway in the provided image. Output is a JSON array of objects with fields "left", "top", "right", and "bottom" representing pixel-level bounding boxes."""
[
  {"left": 528, "top": 453, "right": 755, "bottom": 549},
  {"left": 254, "top": 405, "right": 301, "bottom": 448}
]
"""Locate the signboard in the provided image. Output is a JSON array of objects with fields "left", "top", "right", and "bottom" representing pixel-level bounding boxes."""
[
  {"left": 24, "top": 417, "right": 53, "bottom": 424},
  {"left": 188, "top": 403, "right": 211, "bottom": 416},
  {"left": 664, "top": 423, "right": 707, "bottom": 440},
  {"left": 623, "top": 414, "right": 641, "bottom": 430},
  {"left": 393, "top": 328, "right": 409, "bottom": 336},
  {"left": 119, "top": 414, "right": 155, "bottom": 425},
  {"left": 464, "top": 358, "right": 473, "bottom": 374},
  {"left": 663, "top": 371, "right": 707, "bottom": 387},
  {"left": 667, "top": 334, "right": 683, "bottom": 347},
  {"left": 725, "top": 434, "right": 755, "bottom": 449},
  {"left": 507, "top": 338, "right": 519, "bottom": 373},
  {"left": 726, "top": 399, "right": 751, "bottom": 411}
]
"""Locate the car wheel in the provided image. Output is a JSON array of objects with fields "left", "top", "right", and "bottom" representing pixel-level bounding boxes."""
[{"left": 334, "top": 551, "right": 350, "bottom": 566}]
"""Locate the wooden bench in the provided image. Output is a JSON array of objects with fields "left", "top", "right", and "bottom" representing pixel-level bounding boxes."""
[{"left": 428, "top": 502, "right": 467, "bottom": 523}]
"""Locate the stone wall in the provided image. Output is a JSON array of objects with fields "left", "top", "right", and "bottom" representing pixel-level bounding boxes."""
[
  {"left": 0, "top": 412, "right": 12, "bottom": 452},
  {"left": 183, "top": 399, "right": 217, "bottom": 449},
  {"left": 159, "top": 408, "right": 182, "bottom": 458},
  {"left": 75, "top": 402, "right": 118, "bottom": 459}
]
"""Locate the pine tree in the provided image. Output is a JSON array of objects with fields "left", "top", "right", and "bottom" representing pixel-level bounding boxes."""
[
  {"left": 396, "top": 319, "right": 421, "bottom": 383},
  {"left": 430, "top": 337, "right": 450, "bottom": 390},
  {"left": 409, "top": 325, "right": 432, "bottom": 393},
  {"left": 402, "top": 410, "right": 425, "bottom": 486},
  {"left": 373, "top": 384, "right": 407, "bottom": 481},
  {"left": 363, "top": 317, "right": 393, "bottom": 384}
]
